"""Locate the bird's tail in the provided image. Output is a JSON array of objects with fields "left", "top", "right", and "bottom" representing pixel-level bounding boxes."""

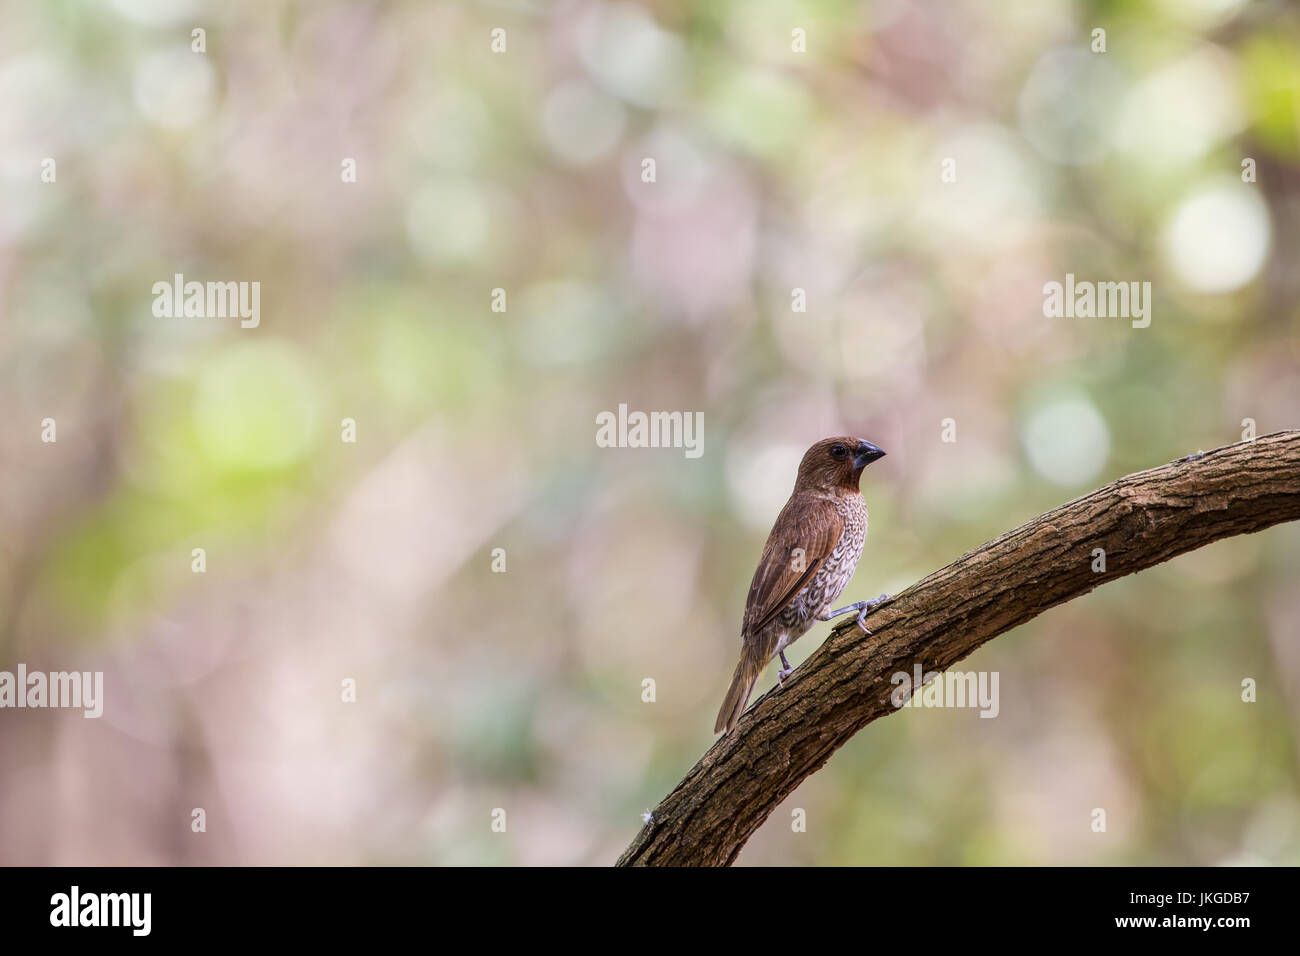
[{"left": 714, "top": 653, "right": 763, "bottom": 735}]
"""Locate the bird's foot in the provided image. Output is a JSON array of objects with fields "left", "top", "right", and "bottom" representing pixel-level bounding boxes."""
[
  {"left": 777, "top": 650, "right": 794, "bottom": 683},
  {"left": 822, "top": 593, "right": 891, "bottom": 633}
]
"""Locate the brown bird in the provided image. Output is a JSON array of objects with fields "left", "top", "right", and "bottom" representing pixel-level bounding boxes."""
[{"left": 714, "top": 437, "right": 888, "bottom": 734}]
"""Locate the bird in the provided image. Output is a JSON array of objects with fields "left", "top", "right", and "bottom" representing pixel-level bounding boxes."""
[{"left": 714, "top": 437, "right": 888, "bottom": 735}]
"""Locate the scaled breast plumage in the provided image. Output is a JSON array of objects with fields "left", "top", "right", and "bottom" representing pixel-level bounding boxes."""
[{"left": 776, "top": 494, "right": 866, "bottom": 630}]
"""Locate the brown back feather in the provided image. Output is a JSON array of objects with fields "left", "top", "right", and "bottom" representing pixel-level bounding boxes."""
[{"left": 741, "top": 492, "right": 845, "bottom": 639}]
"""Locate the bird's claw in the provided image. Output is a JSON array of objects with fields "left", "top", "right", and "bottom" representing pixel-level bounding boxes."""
[
  {"left": 777, "top": 650, "right": 794, "bottom": 683},
  {"left": 841, "top": 593, "right": 890, "bottom": 633}
]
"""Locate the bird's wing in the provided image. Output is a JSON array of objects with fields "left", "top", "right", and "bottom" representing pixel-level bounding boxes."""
[{"left": 741, "top": 494, "right": 844, "bottom": 640}]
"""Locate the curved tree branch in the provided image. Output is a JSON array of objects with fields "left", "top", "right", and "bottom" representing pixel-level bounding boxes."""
[{"left": 617, "top": 431, "right": 1300, "bottom": 866}]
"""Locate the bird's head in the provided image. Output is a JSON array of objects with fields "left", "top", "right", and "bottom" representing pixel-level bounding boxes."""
[{"left": 795, "top": 436, "right": 886, "bottom": 493}]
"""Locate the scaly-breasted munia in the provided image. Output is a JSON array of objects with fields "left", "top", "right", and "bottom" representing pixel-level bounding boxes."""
[{"left": 714, "top": 437, "right": 888, "bottom": 734}]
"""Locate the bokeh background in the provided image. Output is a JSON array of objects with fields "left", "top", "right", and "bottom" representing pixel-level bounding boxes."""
[{"left": 2, "top": 0, "right": 1299, "bottom": 865}]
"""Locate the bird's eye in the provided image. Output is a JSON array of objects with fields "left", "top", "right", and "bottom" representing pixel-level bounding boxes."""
[{"left": 830, "top": 444, "right": 847, "bottom": 458}]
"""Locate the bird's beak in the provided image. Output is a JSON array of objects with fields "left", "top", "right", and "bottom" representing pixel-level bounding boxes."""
[{"left": 853, "top": 440, "right": 886, "bottom": 470}]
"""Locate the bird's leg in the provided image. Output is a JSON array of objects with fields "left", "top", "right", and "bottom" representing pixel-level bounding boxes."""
[
  {"left": 777, "top": 650, "right": 794, "bottom": 682},
  {"left": 820, "top": 593, "right": 891, "bottom": 634}
]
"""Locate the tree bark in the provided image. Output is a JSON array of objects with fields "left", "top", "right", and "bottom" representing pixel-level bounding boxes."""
[{"left": 616, "top": 431, "right": 1300, "bottom": 866}]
